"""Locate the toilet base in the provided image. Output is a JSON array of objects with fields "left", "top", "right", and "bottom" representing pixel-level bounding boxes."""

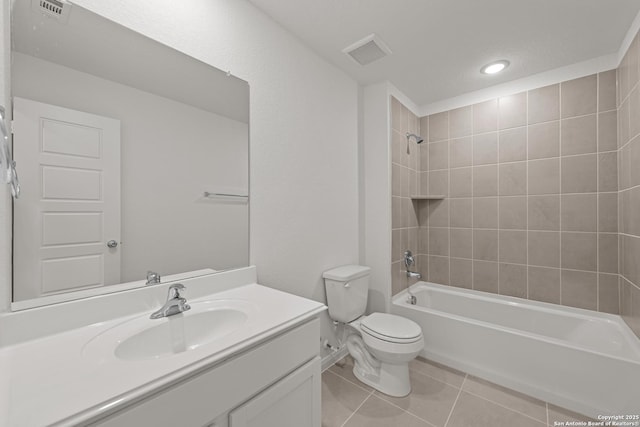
[{"left": 352, "top": 360, "right": 411, "bottom": 397}]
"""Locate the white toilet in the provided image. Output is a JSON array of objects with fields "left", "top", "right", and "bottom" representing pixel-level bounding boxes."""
[{"left": 323, "top": 265, "right": 424, "bottom": 397}]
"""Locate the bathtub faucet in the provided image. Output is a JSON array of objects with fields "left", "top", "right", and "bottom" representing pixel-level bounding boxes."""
[
  {"left": 403, "top": 250, "right": 421, "bottom": 279},
  {"left": 406, "top": 270, "right": 422, "bottom": 279}
]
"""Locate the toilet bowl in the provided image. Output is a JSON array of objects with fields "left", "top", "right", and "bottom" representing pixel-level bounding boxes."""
[{"left": 323, "top": 265, "right": 424, "bottom": 397}]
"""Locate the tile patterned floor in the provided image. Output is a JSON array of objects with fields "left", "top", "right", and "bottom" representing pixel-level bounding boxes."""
[{"left": 322, "top": 356, "right": 592, "bottom": 427}]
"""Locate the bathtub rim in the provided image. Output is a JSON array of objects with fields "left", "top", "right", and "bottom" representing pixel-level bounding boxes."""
[{"left": 392, "top": 281, "right": 640, "bottom": 364}]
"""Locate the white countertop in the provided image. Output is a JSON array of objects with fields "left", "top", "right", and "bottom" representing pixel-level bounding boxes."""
[{"left": 0, "top": 282, "right": 326, "bottom": 426}]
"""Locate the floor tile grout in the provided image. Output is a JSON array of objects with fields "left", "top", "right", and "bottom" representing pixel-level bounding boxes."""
[
  {"left": 339, "top": 389, "right": 375, "bottom": 427},
  {"left": 461, "top": 388, "right": 548, "bottom": 425},
  {"left": 443, "top": 374, "right": 467, "bottom": 427}
]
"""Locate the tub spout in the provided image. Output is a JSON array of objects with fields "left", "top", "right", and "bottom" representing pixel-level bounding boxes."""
[{"left": 406, "top": 270, "right": 421, "bottom": 279}]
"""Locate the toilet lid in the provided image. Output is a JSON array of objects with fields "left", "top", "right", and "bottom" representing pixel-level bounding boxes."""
[{"left": 361, "top": 313, "right": 422, "bottom": 343}]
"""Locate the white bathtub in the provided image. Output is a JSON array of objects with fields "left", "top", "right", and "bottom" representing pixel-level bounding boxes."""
[{"left": 392, "top": 282, "right": 640, "bottom": 418}]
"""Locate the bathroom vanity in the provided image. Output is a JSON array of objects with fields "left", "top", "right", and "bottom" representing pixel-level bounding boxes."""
[{"left": 0, "top": 267, "right": 325, "bottom": 427}]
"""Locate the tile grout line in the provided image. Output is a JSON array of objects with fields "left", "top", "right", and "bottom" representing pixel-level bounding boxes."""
[
  {"left": 443, "top": 374, "right": 467, "bottom": 427},
  {"left": 339, "top": 388, "right": 376, "bottom": 427},
  {"left": 461, "top": 388, "right": 549, "bottom": 425}
]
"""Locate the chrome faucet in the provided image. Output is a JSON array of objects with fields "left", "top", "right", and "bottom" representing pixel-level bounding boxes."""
[
  {"left": 146, "top": 270, "right": 161, "bottom": 285},
  {"left": 150, "top": 284, "right": 191, "bottom": 319},
  {"left": 403, "top": 250, "right": 419, "bottom": 305},
  {"left": 404, "top": 250, "right": 422, "bottom": 280}
]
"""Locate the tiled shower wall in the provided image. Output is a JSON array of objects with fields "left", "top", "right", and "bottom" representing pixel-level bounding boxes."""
[
  {"left": 391, "top": 71, "right": 621, "bottom": 315},
  {"left": 390, "top": 98, "right": 421, "bottom": 296},
  {"left": 618, "top": 31, "right": 640, "bottom": 338}
]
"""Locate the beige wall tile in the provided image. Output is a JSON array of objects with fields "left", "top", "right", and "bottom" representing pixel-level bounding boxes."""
[
  {"left": 450, "top": 198, "right": 473, "bottom": 228},
  {"left": 528, "top": 195, "right": 560, "bottom": 231},
  {"left": 528, "top": 266, "right": 561, "bottom": 304},
  {"left": 628, "top": 186, "right": 640, "bottom": 236},
  {"left": 450, "top": 228, "right": 473, "bottom": 259},
  {"left": 498, "top": 92, "right": 527, "bottom": 130},
  {"left": 561, "top": 270, "right": 597, "bottom": 310},
  {"left": 499, "top": 162, "right": 527, "bottom": 196},
  {"left": 428, "top": 199, "right": 449, "bottom": 227},
  {"left": 561, "top": 74, "right": 597, "bottom": 118},
  {"left": 528, "top": 84, "right": 559, "bottom": 125},
  {"left": 629, "top": 136, "right": 640, "bottom": 186},
  {"left": 429, "top": 170, "right": 449, "bottom": 196},
  {"left": 630, "top": 86, "right": 640, "bottom": 139},
  {"left": 473, "top": 197, "right": 498, "bottom": 229},
  {"left": 418, "top": 227, "right": 429, "bottom": 254},
  {"left": 561, "top": 232, "right": 597, "bottom": 271},
  {"left": 473, "top": 132, "right": 498, "bottom": 165},
  {"left": 450, "top": 167, "right": 472, "bottom": 197},
  {"left": 473, "top": 99, "right": 498, "bottom": 133},
  {"left": 561, "top": 154, "right": 597, "bottom": 193},
  {"left": 528, "top": 231, "right": 560, "bottom": 268},
  {"left": 408, "top": 199, "right": 419, "bottom": 228},
  {"left": 599, "top": 233, "right": 619, "bottom": 274},
  {"left": 419, "top": 142, "right": 429, "bottom": 172},
  {"left": 392, "top": 130, "right": 404, "bottom": 166},
  {"left": 598, "top": 273, "right": 620, "bottom": 314},
  {"left": 419, "top": 116, "right": 429, "bottom": 145},
  {"left": 473, "top": 261, "right": 499, "bottom": 293},
  {"left": 528, "top": 121, "right": 559, "bottom": 160},
  {"left": 619, "top": 98, "right": 630, "bottom": 148},
  {"left": 429, "top": 227, "right": 449, "bottom": 256},
  {"left": 499, "top": 230, "right": 527, "bottom": 264},
  {"left": 499, "top": 263, "right": 528, "bottom": 298},
  {"left": 392, "top": 196, "right": 402, "bottom": 229},
  {"left": 449, "top": 105, "right": 472, "bottom": 138},
  {"left": 429, "top": 255, "right": 450, "bottom": 285},
  {"left": 499, "top": 127, "right": 527, "bottom": 162},
  {"left": 561, "top": 194, "right": 597, "bottom": 232},
  {"left": 528, "top": 158, "right": 560, "bottom": 195},
  {"left": 392, "top": 163, "right": 402, "bottom": 196},
  {"left": 429, "top": 111, "right": 449, "bottom": 142},
  {"left": 598, "top": 69, "right": 617, "bottom": 112},
  {"left": 429, "top": 141, "right": 449, "bottom": 171},
  {"left": 598, "top": 111, "right": 618, "bottom": 152},
  {"left": 473, "top": 165, "right": 498, "bottom": 196},
  {"left": 598, "top": 152, "right": 618, "bottom": 192},
  {"left": 391, "top": 261, "right": 406, "bottom": 297},
  {"left": 473, "top": 229, "right": 498, "bottom": 261},
  {"left": 499, "top": 196, "right": 527, "bottom": 229},
  {"left": 450, "top": 258, "right": 473, "bottom": 289},
  {"left": 561, "top": 114, "right": 597, "bottom": 156},
  {"left": 599, "top": 193, "right": 618, "bottom": 233},
  {"left": 450, "top": 137, "right": 473, "bottom": 168}
]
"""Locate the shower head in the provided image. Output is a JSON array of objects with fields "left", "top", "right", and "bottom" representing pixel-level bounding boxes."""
[{"left": 406, "top": 133, "right": 424, "bottom": 144}]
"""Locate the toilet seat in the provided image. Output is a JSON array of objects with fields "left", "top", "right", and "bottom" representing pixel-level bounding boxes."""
[{"left": 360, "top": 313, "right": 423, "bottom": 344}]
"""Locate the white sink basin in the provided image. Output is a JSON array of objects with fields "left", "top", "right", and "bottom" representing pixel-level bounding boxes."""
[{"left": 83, "top": 299, "right": 256, "bottom": 361}]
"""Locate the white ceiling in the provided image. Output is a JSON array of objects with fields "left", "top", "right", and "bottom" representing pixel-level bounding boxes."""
[{"left": 248, "top": 0, "right": 640, "bottom": 108}]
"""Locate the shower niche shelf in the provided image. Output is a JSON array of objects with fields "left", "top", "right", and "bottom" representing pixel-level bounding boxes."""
[{"left": 410, "top": 195, "right": 446, "bottom": 200}]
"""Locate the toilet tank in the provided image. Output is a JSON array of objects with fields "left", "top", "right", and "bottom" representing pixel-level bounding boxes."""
[{"left": 323, "top": 265, "right": 371, "bottom": 323}]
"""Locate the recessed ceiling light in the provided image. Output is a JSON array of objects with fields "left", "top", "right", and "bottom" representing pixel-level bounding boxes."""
[{"left": 480, "top": 60, "right": 510, "bottom": 75}]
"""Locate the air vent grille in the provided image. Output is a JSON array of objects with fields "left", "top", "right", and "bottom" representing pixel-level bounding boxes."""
[
  {"left": 343, "top": 34, "right": 392, "bottom": 66},
  {"left": 31, "top": 0, "right": 71, "bottom": 23}
]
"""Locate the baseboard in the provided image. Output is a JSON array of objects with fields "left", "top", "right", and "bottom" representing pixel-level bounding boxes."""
[{"left": 321, "top": 346, "right": 349, "bottom": 372}]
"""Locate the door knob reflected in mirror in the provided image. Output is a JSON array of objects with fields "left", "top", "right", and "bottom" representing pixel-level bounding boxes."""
[{"left": 107, "top": 240, "right": 118, "bottom": 248}]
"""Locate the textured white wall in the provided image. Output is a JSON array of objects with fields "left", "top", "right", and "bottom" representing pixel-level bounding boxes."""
[{"left": 1, "top": 0, "right": 359, "bottom": 352}]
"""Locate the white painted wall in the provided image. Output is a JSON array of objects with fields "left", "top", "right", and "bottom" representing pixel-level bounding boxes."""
[
  {"left": 12, "top": 53, "right": 249, "bottom": 286},
  {"left": 0, "top": 0, "right": 359, "bottom": 355}
]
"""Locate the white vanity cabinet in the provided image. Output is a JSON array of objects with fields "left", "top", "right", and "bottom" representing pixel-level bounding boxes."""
[{"left": 89, "top": 318, "right": 321, "bottom": 427}]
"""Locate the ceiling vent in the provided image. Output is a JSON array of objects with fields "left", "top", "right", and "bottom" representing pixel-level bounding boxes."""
[
  {"left": 343, "top": 34, "right": 392, "bottom": 66},
  {"left": 32, "top": 0, "right": 71, "bottom": 24}
]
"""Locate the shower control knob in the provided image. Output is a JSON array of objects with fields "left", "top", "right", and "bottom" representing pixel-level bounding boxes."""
[{"left": 107, "top": 240, "right": 118, "bottom": 248}]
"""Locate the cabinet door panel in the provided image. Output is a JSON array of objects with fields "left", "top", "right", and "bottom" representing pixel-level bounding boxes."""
[{"left": 229, "top": 357, "right": 320, "bottom": 427}]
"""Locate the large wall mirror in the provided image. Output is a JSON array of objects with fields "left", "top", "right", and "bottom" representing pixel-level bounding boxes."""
[{"left": 10, "top": 1, "right": 249, "bottom": 307}]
